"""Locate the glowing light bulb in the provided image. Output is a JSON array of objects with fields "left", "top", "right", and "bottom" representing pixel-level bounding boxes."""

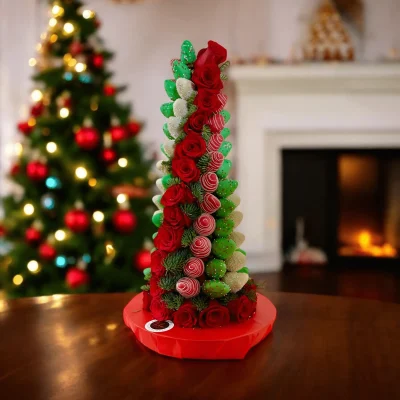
[
  {"left": 28, "top": 117, "right": 36, "bottom": 127},
  {"left": 27, "top": 260, "right": 39, "bottom": 273},
  {"left": 13, "top": 275, "right": 23, "bottom": 286},
  {"left": 15, "top": 143, "right": 23, "bottom": 156},
  {"left": 31, "top": 89, "right": 43, "bottom": 102},
  {"left": 82, "top": 9, "right": 95, "bottom": 19},
  {"left": 59, "top": 107, "right": 69, "bottom": 118},
  {"left": 75, "top": 167, "right": 88, "bottom": 179},
  {"left": 24, "top": 203, "right": 35, "bottom": 216},
  {"left": 75, "top": 62, "right": 87, "bottom": 73},
  {"left": 88, "top": 178, "right": 97, "bottom": 187},
  {"left": 68, "top": 58, "right": 77, "bottom": 67},
  {"left": 51, "top": 4, "right": 64, "bottom": 17},
  {"left": 93, "top": 211, "right": 104, "bottom": 222},
  {"left": 63, "top": 22, "right": 75, "bottom": 35},
  {"left": 36, "top": 43, "right": 43, "bottom": 52},
  {"left": 28, "top": 58, "right": 37, "bottom": 67},
  {"left": 49, "top": 17, "right": 57, "bottom": 27},
  {"left": 105, "top": 242, "right": 115, "bottom": 255},
  {"left": 55, "top": 230, "right": 66, "bottom": 241},
  {"left": 117, "top": 194, "right": 127, "bottom": 204},
  {"left": 46, "top": 142, "right": 57, "bottom": 153},
  {"left": 50, "top": 34, "right": 58, "bottom": 43},
  {"left": 118, "top": 158, "right": 128, "bottom": 168}
]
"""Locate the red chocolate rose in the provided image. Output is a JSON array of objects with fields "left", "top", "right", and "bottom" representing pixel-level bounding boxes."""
[
  {"left": 161, "top": 183, "right": 195, "bottom": 206},
  {"left": 227, "top": 295, "right": 257, "bottom": 323},
  {"left": 195, "top": 40, "right": 227, "bottom": 68},
  {"left": 172, "top": 303, "right": 198, "bottom": 328},
  {"left": 172, "top": 157, "right": 200, "bottom": 183},
  {"left": 163, "top": 206, "right": 192, "bottom": 228},
  {"left": 199, "top": 300, "right": 230, "bottom": 328},
  {"left": 175, "top": 132, "right": 207, "bottom": 159},
  {"left": 151, "top": 249, "right": 167, "bottom": 277},
  {"left": 184, "top": 111, "right": 208, "bottom": 134},
  {"left": 194, "top": 89, "right": 223, "bottom": 115},
  {"left": 150, "top": 296, "right": 172, "bottom": 321},
  {"left": 154, "top": 223, "right": 184, "bottom": 252},
  {"left": 192, "top": 64, "right": 223, "bottom": 93},
  {"left": 142, "top": 291, "right": 152, "bottom": 311},
  {"left": 150, "top": 277, "right": 165, "bottom": 297}
]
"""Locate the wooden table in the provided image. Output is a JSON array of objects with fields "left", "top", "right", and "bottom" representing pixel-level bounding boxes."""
[{"left": 1, "top": 291, "right": 399, "bottom": 400}]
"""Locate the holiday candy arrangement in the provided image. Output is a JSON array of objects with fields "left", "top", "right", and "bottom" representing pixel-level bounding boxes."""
[{"left": 124, "top": 40, "right": 276, "bottom": 359}]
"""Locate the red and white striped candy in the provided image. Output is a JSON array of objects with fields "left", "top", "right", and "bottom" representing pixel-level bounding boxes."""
[
  {"left": 183, "top": 257, "right": 205, "bottom": 278},
  {"left": 207, "top": 152, "right": 224, "bottom": 172},
  {"left": 208, "top": 114, "right": 225, "bottom": 133},
  {"left": 216, "top": 93, "right": 228, "bottom": 113},
  {"left": 200, "top": 172, "right": 219, "bottom": 192},
  {"left": 194, "top": 214, "right": 216, "bottom": 236},
  {"left": 176, "top": 277, "right": 200, "bottom": 298},
  {"left": 200, "top": 193, "right": 221, "bottom": 214},
  {"left": 207, "top": 133, "right": 224, "bottom": 152},
  {"left": 190, "top": 236, "right": 212, "bottom": 258}
]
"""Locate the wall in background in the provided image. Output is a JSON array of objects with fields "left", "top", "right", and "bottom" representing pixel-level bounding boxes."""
[{"left": 1, "top": 0, "right": 399, "bottom": 195}]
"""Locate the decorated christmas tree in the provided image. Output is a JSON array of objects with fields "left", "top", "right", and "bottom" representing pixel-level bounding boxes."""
[{"left": 0, "top": 0, "right": 154, "bottom": 297}]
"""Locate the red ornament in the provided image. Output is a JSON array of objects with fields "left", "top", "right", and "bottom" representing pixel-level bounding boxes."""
[
  {"left": 64, "top": 209, "right": 90, "bottom": 233},
  {"left": 66, "top": 268, "right": 89, "bottom": 289},
  {"left": 92, "top": 54, "right": 104, "bottom": 69},
  {"left": 0, "top": 225, "right": 6, "bottom": 237},
  {"left": 10, "top": 163, "right": 20, "bottom": 177},
  {"left": 38, "top": 242, "right": 57, "bottom": 261},
  {"left": 31, "top": 102, "right": 44, "bottom": 117},
  {"left": 26, "top": 161, "right": 48, "bottom": 181},
  {"left": 110, "top": 125, "right": 127, "bottom": 142},
  {"left": 103, "top": 84, "right": 116, "bottom": 96},
  {"left": 17, "top": 121, "right": 33, "bottom": 136},
  {"left": 113, "top": 209, "right": 137, "bottom": 233},
  {"left": 127, "top": 120, "right": 141, "bottom": 136},
  {"left": 101, "top": 148, "right": 117, "bottom": 164},
  {"left": 135, "top": 249, "right": 151, "bottom": 272},
  {"left": 75, "top": 127, "right": 100, "bottom": 150},
  {"left": 69, "top": 41, "right": 84, "bottom": 56},
  {"left": 25, "top": 227, "right": 42, "bottom": 244}
]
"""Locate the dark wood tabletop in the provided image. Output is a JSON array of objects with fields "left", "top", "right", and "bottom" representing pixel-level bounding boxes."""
[{"left": 1, "top": 291, "right": 399, "bottom": 400}]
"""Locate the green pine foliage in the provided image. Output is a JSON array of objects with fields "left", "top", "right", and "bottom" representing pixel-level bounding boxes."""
[
  {"left": 163, "top": 248, "right": 191, "bottom": 274},
  {"left": 197, "top": 154, "right": 211, "bottom": 173},
  {"left": 191, "top": 294, "right": 210, "bottom": 311},
  {"left": 162, "top": 292, "right": 184, "bottom": 310},
  {"left": 180, "top": 203, "right": 201, "bottom": 219},
  {"left": 202, "top": 126, "right": 212, "bottom": 142},
  {"left": 219, "top": 292, "right": 238, "bottom": 306},
  {"left": 189, "top": 182, "right": 204, "bottom": 202},
  {"left": 181, "top": 227, "right": 197, "bottom": 247},
  {"left": 0, "top": 0, "right": 154, "bottom": 297},
  {"left": 158, "top": 274, "right": 183, "bottom": 291},
  {"left": 219, "top": 61, "right": 230, "bottom": 71}
]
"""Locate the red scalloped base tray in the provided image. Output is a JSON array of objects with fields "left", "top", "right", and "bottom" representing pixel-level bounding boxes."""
[{"left": 123, "top": 293, "right": 276, "bottom": 360}]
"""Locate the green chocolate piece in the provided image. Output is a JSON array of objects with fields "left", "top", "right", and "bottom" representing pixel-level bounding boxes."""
[
  {"left": 172, "top": 60, "right": 192, "bottom": 80},
  {"left": 216, "top": 159, "right": 232, "bottom": 179},
  {"left": 163, "top": 123, "right": 174, "bottom": 140},
  {"left": 160, "top": 102, "right": 174, "bottom": 118},
  {"left": 152, "top": 232, "right": 158, "bottom": 240},
  {"left": 152, "top": 211, "right": 163, "bottom": 228},
  {"left": 214, "top": 218, "right": 234, "bottom": 237},
  {"left": 212, "top": 238, "right": 236, "bottom": 260},
  {"left": 220, "top": 110, "right": 231, "bottom": 123},
  {"left": 215, "top": 198, "right": 236, "bottom": 218},
  {"left": 221, "top": 127, "right": 231, "bottom": 139},
  {"left": 219, "top": 141, "right": 232, "bottom": 157},
  {"left": 161, "top": 174, "right": 175, "bottom": 188},
  {"left": 180, "top": 40, "right": 196, "bottom": 64},
  {"left": 202, "top": 280, "right": 231, "bottom": 299},
  {"left": 237, "top": 267, "right": 249, "bottom": 274},
  {"left": 216, "top": 179, "right": 238, "bottom": 198},
  {"left": 237, "top": 248, "right": 247, "bottom": 256},
  {"left": 164, "top": 79, "right": 180, "bottom": 101},
  {"left": 143, "top": 268, "right": 151, "bottom": 280},
  {"left": 206, "top": 259, "right": 227, "bottom": 279}
]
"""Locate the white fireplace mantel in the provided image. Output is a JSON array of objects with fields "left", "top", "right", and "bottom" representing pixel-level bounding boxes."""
[{"left": 230, "top": 64, "right": 400, "bottom": 272}]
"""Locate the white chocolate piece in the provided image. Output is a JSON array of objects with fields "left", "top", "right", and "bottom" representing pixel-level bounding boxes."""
[
  {"left": 226, "top": 251, "right": 247, "bottom": 272},
  {"left": 167, "top": 116, "right": 182, "bottom": 138},
  {"left": 152, "top": 195, "right": 163, "bottom": 210},
  {"left": 228, "top": 231, "right": 245, "bottom": 247},
  {"left": 228, "top": 194, "right": 241, "bottom": 207},
  {"left": 173, "top": 99, "right": 188, "bottom": 118},
  {"left": 230, "top": 211, "right": 243, "bottom": 228},
  {"left": 223, "top": 272, "right": 249, "bottom": 293},
  {"left": 163, "top": 140, "right": 175, "bottom": 158},
  {"left": 176, "top": 77, "right": 196, "bottom": 100},
  {"left": 156, "top": 179, "right": 166, "bottom": 194}
]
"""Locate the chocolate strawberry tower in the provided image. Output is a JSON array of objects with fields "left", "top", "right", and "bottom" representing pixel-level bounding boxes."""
[{"left": 142, "top": 40, "right": 257, "bottom": 328}]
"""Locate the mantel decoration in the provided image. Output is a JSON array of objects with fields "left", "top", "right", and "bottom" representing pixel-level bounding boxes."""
[{"left": 123, "top": 40, "right": 276, "bottom": 360}]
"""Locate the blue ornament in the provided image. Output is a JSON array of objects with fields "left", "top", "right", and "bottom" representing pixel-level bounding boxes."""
[
  {"left": 55, "top": 255, "right": 67, "bottom": 268},
  {"left": 79, "top": 73, "right": 92, "bottom": 84},
  {"left": 82, "top": 253, "right": 91, "bottom": 263},
  {"left": 45, "top": 176, "right": 62, "bottom": 190},
  {"left": 63, "top": 72, "right": 73, "bottom": 81},
  {"left": 41, "top": 193, "right": 56, "bottom": 210}
]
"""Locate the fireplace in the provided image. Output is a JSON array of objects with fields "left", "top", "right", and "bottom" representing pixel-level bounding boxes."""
[{"left": 282, "top": 149, "right": 400, "bottom": 266}]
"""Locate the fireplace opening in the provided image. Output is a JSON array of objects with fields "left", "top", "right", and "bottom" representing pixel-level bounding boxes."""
[{"left": 282, "top": 149, "right": 400, "bottom": 266}]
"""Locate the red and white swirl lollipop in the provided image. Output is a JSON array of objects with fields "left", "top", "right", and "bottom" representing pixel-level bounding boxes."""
[
  {"left": 200, "top": 172, "right": 219, "bottom": 192},
  {"left": 194, "top": 214, "right": 216, "bottom": 236},
  {"left": 176, "top": 277, "right": 200, "bottom": 298},
  {"left": 200, "top": 193, "right": 221, "bottom": 214},
  {"left": 207, "top": 133, "right": 224, "bottom": 152},
  {"left": 183, "top": 257, "right": 205, "bottom": 278},
  {"left": 190, "top": 236, "right": 212, "bottom": 258},
  {"left": 207, "top": 152, "right": 224, "bottom": 172}
]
